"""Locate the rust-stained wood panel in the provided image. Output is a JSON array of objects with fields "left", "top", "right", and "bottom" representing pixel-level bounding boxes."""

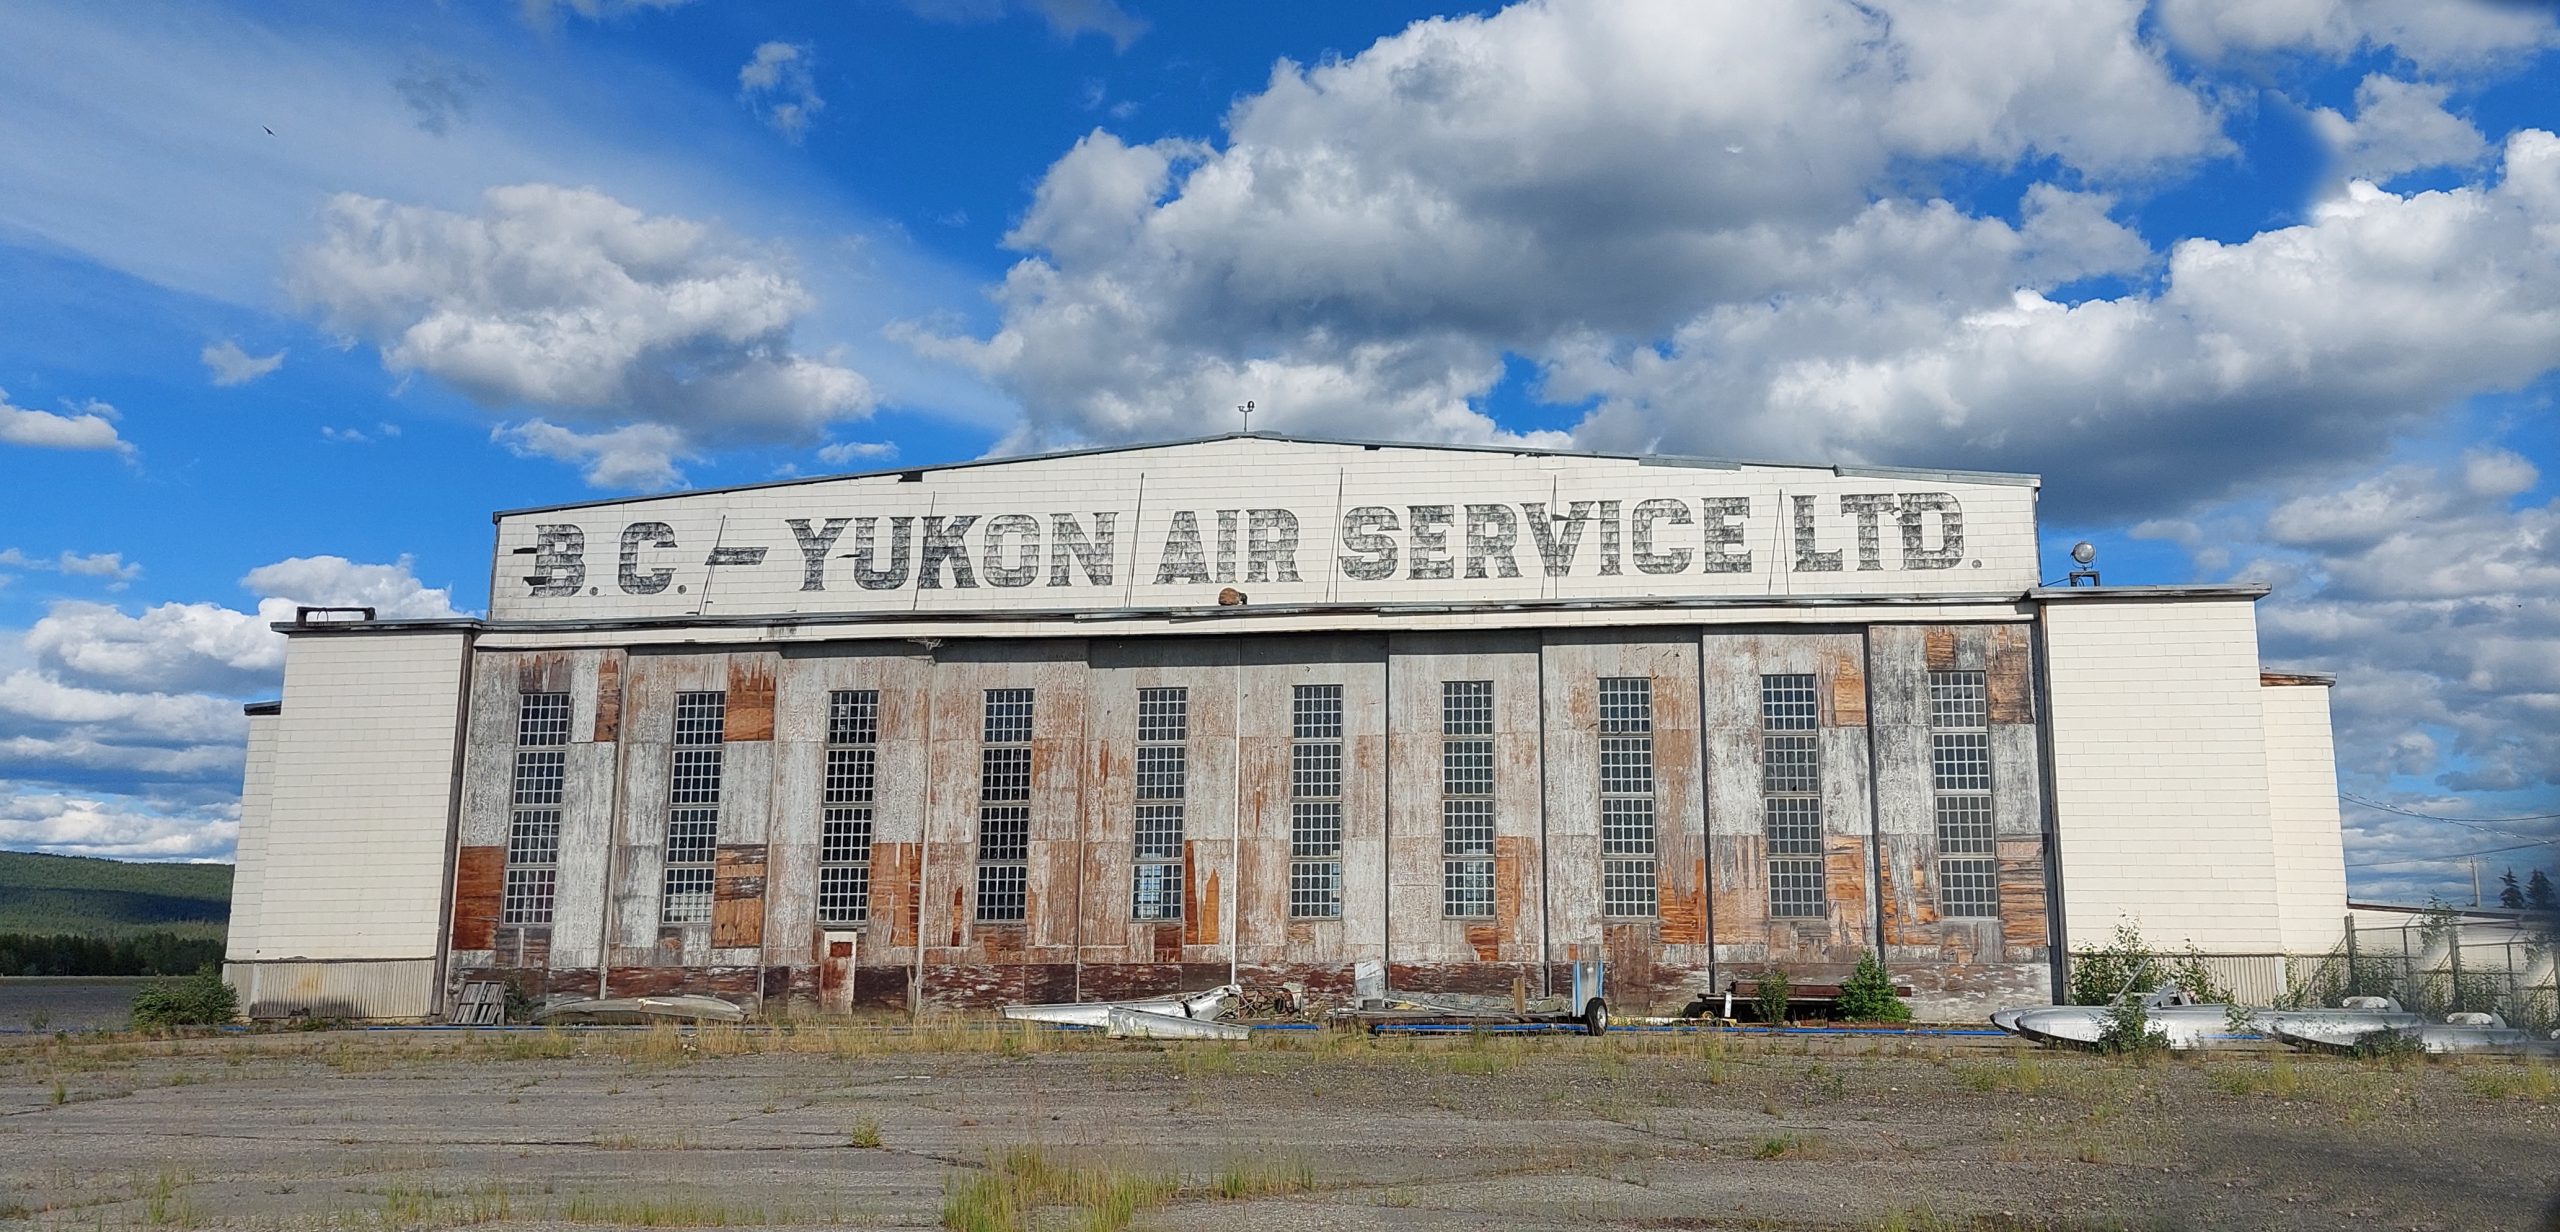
[
  {"left": 1659, "top": 856, "right": 1707, "bottom": 945},
  {"left": 1823, "top": 837, "right": 1869, "bottom": 933},
  {"left": 593, "top": 655, "right": 623, "bottom": 742},
  {"left": 1986, "top": 625, "right": 2034, "bottom": 724},
  {"left": 1152, "top": 922, "right": 1182, "bottom": 962},
  {"left": 450, "top": 845, "right": 505, "bottom": 951},
  {"left": 1922, "top": 626, "right": 1958, "bottom": 670},
  {"left": 1996, "top": 838, "right": 2047, "bottom": 950},
  {"left": 516, "top": 652, "right": 573, "bottom": 695},
  {"left": 1877, "top": 835, "right": 1938, "bottom": 946},
  {"left": 711, "top": 844, "right": 768, "bottom": 948},
  {"left": 726, "top": 660, "right": 776, "bottom": 741},
  {"left": 871, "top": 842, "right": 921, "bottom": 949},
  {"left": 1825, "top": 647, "right": 1867, "bottom": 727},
  {"left": 1464, "top": 922, "right": 1501, "bottom": 962}
]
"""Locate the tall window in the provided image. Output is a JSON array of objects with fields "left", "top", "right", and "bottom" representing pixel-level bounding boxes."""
[
  {"left": 818, "top": 690, "right": 880, "bottom": 925},
  {"left": 1289, "top": 684, "right": 1344, "bottom": 918},
  {"left": 976, "top": 688, "right": 1034, "bottom": 922},
  {"left": 501, "top": 692, "right": 570, "bottom": 926},
  {"left": 1930, "top": 671, "right": 1999, "bottom": 917},
  {"left": 1761, "top": 674, "right": 1825, "bottom": 918},
  {"left": 1442, "top": 681, "right": 1496, "bottom": 918},
  {"left": 663, "top": 690, "right": 726, "bottom": 924},
  {"left": 1132, "top": 687, "right": 1188, "bottom": 920},
  {"left": 1598, "top": 677, "right": 1657, "bottom": 917}
]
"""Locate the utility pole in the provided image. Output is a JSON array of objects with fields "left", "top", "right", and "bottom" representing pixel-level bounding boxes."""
[{"left": 2471, "top": 859, "right": 2483, "bottom": 907}]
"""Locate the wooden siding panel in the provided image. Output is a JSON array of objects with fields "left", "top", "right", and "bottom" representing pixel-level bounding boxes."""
[
  {"left": 726, "top": 659, "right": 777, "bottom": 742},
  {"left": 450, "top": 845, "right": 505, "bottom": 952},
  {"left": 712, "top": 844, "right": 767, "bottom": 948}
]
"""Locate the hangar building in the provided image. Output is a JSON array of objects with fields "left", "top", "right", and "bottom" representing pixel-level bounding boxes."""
[{"left": 220, "top": 435, "right": 2349, "bottom": 1020}]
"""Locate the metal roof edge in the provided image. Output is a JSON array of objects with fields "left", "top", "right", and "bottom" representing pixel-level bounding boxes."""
[
  {"left": 489, "top": 431, "right": 2046, "bottom": 520},
  {"left": 243, "top": 700, "right": 282, "bottom": 716},
  {"left": 283, "top": 591, "right": 2035, "bottom": 638},
  {"left": 2027, "top": 583, "right": 2273, "bottom": 602}
]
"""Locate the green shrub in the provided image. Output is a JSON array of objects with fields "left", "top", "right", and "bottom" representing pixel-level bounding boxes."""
[
  {"left": 1754, "top": 967, "right": 1791, "bottom": 1026},
  {"left": 1835, "top": 951, "right": 1911, "bottom": 1022},
  {"left": 2068, "top": 923, "right": 2159, "bottom": 1006},
  {"left": 2092, "top": 994, "right": 2168, "bottom": 1059},
  {"left": 130, "top": 967, "right": 238, "bottom": 1029}
]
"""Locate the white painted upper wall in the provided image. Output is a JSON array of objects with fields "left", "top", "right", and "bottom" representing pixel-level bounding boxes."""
[
  {"left": 2043, "top": 595, "right": 2287, "bottom": 953},
  {"left": 2262, "top": 681, "right": 2349, "bottom": 954},
  {"left": 489, "top": 436, "right": 2042, "bottom": 621},
  {"left": 241, "top": 631, "right": 468, "bottom": 961},
  {"left": 224, "top": 712, "right": 277, "bottom": 961}
]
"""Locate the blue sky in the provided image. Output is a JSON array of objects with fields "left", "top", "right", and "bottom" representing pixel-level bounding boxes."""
[{"left": 2, "top": 0, "right": 2556, "bottom": 904}]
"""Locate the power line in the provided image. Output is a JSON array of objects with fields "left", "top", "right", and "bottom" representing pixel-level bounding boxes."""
[
  {"left": 2341, "top": 793, "right": 2560, "bottom": 824},
  {"left": 2346, "top": 840, "right": 2553, "bottom": 870}
]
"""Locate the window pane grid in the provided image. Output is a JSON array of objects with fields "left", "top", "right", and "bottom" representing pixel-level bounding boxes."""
[
  {"left": 1135, "top": 746, "right": 1188, "bottom": 800},
  {"left": 1768, "top": 859, "right": 1826, "bottom": 917},
  {"left": 977, "top": 690, "right": 1033, "bottom": 922},
  {"left": 1596, "top": 678, "right": 1656, "bottom": 917},
  {"left": 1602, "top": 860, "right": 1657, "bottom": 916},
  {"left": 1931, "top": 732, "right": 1991, "bottom": 792},
  {"left": 1289, "top": 860, "right": 1341, "bottom": 918},
  {"left": 1136, "top": 687, "right": 1188, "bottom": 742},
  {"left": 1290, "top": 684, "right": 1344, "bottom": 918},
  {"left": 982, "top": 688, "right": 1034, "bottom": 744},
  {"left": 1442, "top": 739, "right": 1494, "bottom": 797},
  {"left": 660, "top": 692, "right": 725, "bottom": 924},
  {"left": 517, "top": 692, "right": 571, "bottom": 746},
  {"left": 670, "top": 748, "right": 724, "bottom": 805},
  {"left": 818, "top": 689, "right": 879, "bottom": 926},
  {"left": 662, "top": 867, "right": 713, "bottom": 924},
  {"left": 673, "top": 691, "right": 726, "bottom": 745},
  {"left": 1928, "top": 671, "right": 1988, "bottom": 730},
  {"left": 827, "top": 689, "right": 880, "bottom": 746},
  {"left": 501, "top": 694, "right": 572, "bottom": 927},
  {"left": 502, "top": 868, "right": 556, "bottom": 925},
  {"left": 1443, "top": 859, "right": 1494, "bottom": 917},
  {"left": 1598, "top": 677, "right": 1652, "bottom": 733},
  {"left": 1760, "top": 674, "right": 1824, "bottom": 917},
  {"left": 1132, "top": 687, "right": 1187, "bottom": 921},
  {"left": 1928, "top": 671, "right": 1998, "bottom": 918},
  {"left": 1441, "top": 680, "right": 1492, "bottom": 735},
  {"left": 1292, "top": 685, "right": 1343, "bottom": 740}
]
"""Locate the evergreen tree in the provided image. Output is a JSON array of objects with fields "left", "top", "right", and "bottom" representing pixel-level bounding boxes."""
[
  {"left": 2530, "top": 869, "right": 2558, "bottom": 913},
  {"left": 2500, "top": 868, "right": 2526, "bottom": 911}
]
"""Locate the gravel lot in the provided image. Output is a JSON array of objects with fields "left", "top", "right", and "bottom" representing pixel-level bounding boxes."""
[{"left": 2, "top": 1025, "right": 2554, "bottom": 1230}]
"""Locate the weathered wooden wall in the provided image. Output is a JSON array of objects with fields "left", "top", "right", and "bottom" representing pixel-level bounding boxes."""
[
  {"left": 1701, "top": 628, "right": 1876, "bottom": 986},
  {"left": 448, "top": 621, "right": 2056, "bottom": 1017},
  {"left": 1868, "top": 624, "right": 2052, "bottom": 1015}
]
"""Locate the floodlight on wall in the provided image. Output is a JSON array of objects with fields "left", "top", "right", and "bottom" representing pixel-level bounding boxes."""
[{"left": 2067, "top": 541, "right": 2101, "bottom": 587}]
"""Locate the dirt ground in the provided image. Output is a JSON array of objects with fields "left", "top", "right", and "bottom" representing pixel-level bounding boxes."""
[{"left": 1, "top": 1024, "right": 2554, "bottom": 1231}]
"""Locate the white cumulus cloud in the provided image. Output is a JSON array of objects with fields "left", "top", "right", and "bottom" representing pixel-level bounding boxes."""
[
  {"left": 910, "top": 0, "right": 2219, "bottom": 455},
  {"left": 289, "top": 184, "right": 873, "bottom": 484},
  {"left": 200, "top": 339, "right": 285, "bottom": 386},
  {"left": 738, "top": 42, "right": 824, "bottom": 141},
  {"left": 0, "top": 785, "right": 239, "bottom": 861},
  {"left": 494, "top": 419, "right": 693, "bottom": 490},
  {"left": 0, "top": 387, "right": 132, "bottom": 456},
  {"left": 2311, "top": 75, "right": 2490, "bottom": 186}
]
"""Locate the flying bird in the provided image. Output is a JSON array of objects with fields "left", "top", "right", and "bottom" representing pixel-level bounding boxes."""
[{"left": 263, "top": 125, "right": 275, "bottom": 136}]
